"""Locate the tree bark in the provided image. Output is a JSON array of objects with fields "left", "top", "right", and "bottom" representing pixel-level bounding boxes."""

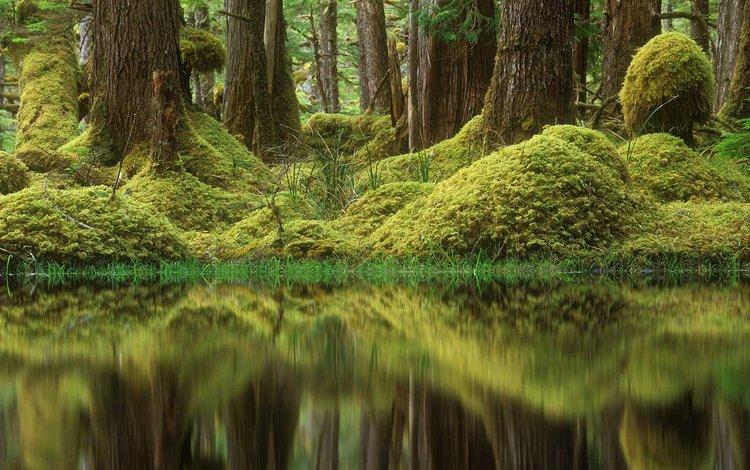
[
  {"left": 481, "top": 0, "right": 575, "bottom": 145},
  {"left": 601, "top": 0, "right": 661, "bottom": 101},
  {"left": 151, "top": 70, "right": 181, "bottom": 170},
  {"left": 91, "top": 0, "right": 183, "bottom": 161},
  {"left": 574, "top": 0, "right": 590, "bottom": 103},
  {"left": 716, "top": 0, "right": 746, "bottom": 111},
  {"left": 357, "top": 0, "right": 391, "bottom": 113},
  {"left": 721, "top": 0, "right": 750, "bottom": 119},
  {"left": 191, "top": 5, "right": 218, "bottom": 116},
  {"left": 418, "top": 0, "right": 497, "bottom": 146},
  {"left": 320, "top": 0, "right": 340, "bottom": 113},
  {"left": 268, "top": 0, "right": 302, "bottom": 142},
  {"left": 408, "top": 0, "right": 422, "bottom": 150},
  {"left": 691, "top": 0, "right": 711, "bottom": 54},
  {"left": 388, "top": 37, "right": 405, "bottom": 125}
]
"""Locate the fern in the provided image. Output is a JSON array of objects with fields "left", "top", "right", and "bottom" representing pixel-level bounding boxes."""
[{"left": 715, "top": 119, "right": 750, "bottom": 162}]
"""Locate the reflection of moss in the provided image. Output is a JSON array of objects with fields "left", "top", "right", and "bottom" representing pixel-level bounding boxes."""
[{"left": 0, "top": 151, "right": 30, "bottom": 195}]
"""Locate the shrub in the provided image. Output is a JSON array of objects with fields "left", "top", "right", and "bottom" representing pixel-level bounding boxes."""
[
  {"left": 620, "top": 33, "right": 714, "bottom": 143},
  {"left": 180, "top": 27, "right": 226, "bottom": 74},
  {"left": 0, "top": 151, "right": 30, "bottom": 195},
  {"left": 369, "top": 135, "right": 641, "bottom": 257}
]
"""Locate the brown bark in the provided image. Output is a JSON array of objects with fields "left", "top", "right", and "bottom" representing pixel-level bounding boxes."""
[
  {"left": 722, "top": 0, "right": 750, "bottom": 119},
  {"left": 574, "top": 0, "right": 590, "bottom": 103},
  {"left": 151, "top": 70, "right": 180, "bottom": 171},
  {"left": 90, "top": 0, "right": 183, "bottom": 162},
  {"left": 320, "top": 0, "right": 341, "bottom": 112},
  {"left": 481, "top": 0, "right": 575, "bottom": 145},
  {"left": 388, "top": 37, "right": 405, "bottom": 125},
  {"left": 418, "top": 0, "right": 497, "bottom": 147},
  {"left": 357, "top": 0, "right": 391, "bottom": 113},
  {"left": 601, "top": 0, "right": 661, "bottom": 101},
  {"left": 716, "top": 0, "right": 745, "bottom": 111},
  {"left": 407, "top": 0, "right": 422, "bottom": 150},
  {"left": 691, "top": 0, "right": 711, "bottom": 54},
  {"left": 268, "top": 0, "right": 302, "bottom": 142}
]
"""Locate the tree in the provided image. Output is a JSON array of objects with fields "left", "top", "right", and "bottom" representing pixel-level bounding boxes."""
[
  {"left": 415, "top": 0, "right": 497, "bottom": 147},
  {"left": 265, "top": 0, "right": 302, "bottom": 140},
  {"left": 574, "top": 0, "right": 591, "bottom": 103},
  {"left": 721, "top": 0, "right": 750, "bottom": 119},
  {"left": 356, "top": 0, "right": 391, "bottom": 113},
  {"left": 480, "top": 0, "right": 575, "bottom": 145},
  {"left": 601, "top": 0, "right": 661, "bottom": 101},
  {"left": 716, "top": 0, "right": 747, "bottom": 111},
  {"left": 319, "top": 0, "right": 341, "bottom": 112},
  {"left": 691, "top": 0, "right": 710, "bottom": 54},
  {"left": 189, "top": 5, "right": 219, "bottom": 116},
  {"left": 90, "top": 0, "right": 184, "bottom": 167}
]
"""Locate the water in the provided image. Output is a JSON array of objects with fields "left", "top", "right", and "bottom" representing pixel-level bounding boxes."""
[{"left": 1, "top": 280, "right": 750, "bottom": 469}]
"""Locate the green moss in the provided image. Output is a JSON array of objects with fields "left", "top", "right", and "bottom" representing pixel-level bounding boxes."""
[
  {"left": 620, "top": 33, "right": 714, "bottom": 141},
  {"left": 369, "top": 135, "right": 641, "bottom": 258},
  {"left": 621, "top": 133, "right": 750, "bottom": 202},
  {"left": 249, "top": 219, "right": 355, "bottom": 259},
  {"left": 541, "top": 125, "right": 630, "bottom": 183},
  {"left": 302, "top": 113, "right": 392, "bottom": 157},
  {"left": 0, "top": 186, "right": 188, "bottom": 263},
  {"left": 0, "top": 151, "right": 30, "bottom": 195},
  {"left": 16, "top": 0, "right": 39, "bottom": 22},
  {"left": 333, "top": 182, "right": 434, "bottom": 240},
  {"left": 180, "top": 27, "right": 226, "bottom": 74},
  {"left": 14, "top": 32, "right": 79, "bottom": 172}
]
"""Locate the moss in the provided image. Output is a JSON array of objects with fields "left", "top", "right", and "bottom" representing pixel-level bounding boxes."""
[
  {"left": 16, "top": 0, "right": 39, "bottom": 22},
  {"left": 369, "top": 135, "right": 641, "bottom": 258},
  {"left": 180, "top": 27, "right": 226, "bottom": 74},
  {"left": 248, "top": 219, "right": 356, "bottom": 259},
  {"left": 616, "top": 201, "right": 750, "bottom": 262},
  {"left": 620, "top": 133, "right": 750, "bottom": 202},
  {"left": 0, "top": 186, "right": 188, "bottom": 263},
  {"left": 213, "top": 83, "right": 224, "bottom": 109},
  {"left": 14, "top": 32, "right": 79, "bottom": 172},
  {"left": 364, "top": 115, "right": 492, "bottom": 185},
  {"left": 333, "top": 182, "right": 434, "bottom": 240},
  {"left": 541, "top": 125, "right": 630, "bottom": 183},
  {"left": 620, "top": 33, "right": 714, "bottom": 141},
  {"left": 302, "top": 113, "right": 392, "bottom": 157},
  {"left": 0, "top": 151, "right": 30, "bottom": 195}
]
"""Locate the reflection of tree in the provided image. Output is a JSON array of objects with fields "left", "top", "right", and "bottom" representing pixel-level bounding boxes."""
[
  {"left": 717, "top": 402, "right": 750, "bottom": 468},
  {"left": 313, "top": 409, "right": 339, "bottom": 470},
  {"left": 360, "top": 395, "right": 406, "bottom": 470},
  {"left": 226, "top": 367, "right": 300, "bottom": 470}
]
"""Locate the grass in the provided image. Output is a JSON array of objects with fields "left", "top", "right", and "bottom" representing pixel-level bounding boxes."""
[{"left": 3, "top": 255, "right": 750, "bottom": 288}]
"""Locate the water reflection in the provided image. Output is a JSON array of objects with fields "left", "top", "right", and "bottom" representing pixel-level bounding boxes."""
[{"left": 0, "top": 281, "right": 749, "bottom": 468}]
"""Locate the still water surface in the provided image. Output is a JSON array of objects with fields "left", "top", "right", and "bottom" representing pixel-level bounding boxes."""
[{"left": 1, "top": 280, "right": 750, "bottom": 469}]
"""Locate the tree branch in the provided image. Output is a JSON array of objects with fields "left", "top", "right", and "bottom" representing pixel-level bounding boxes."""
[{"left": 218, "top": 9, "right": 253, "bottom": 22}]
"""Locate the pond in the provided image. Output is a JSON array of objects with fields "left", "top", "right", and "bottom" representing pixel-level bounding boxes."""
[{"left": 0, "top": 279, "right": 749, "bottom": 468}]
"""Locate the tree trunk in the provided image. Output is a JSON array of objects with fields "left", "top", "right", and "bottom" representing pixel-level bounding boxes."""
[
  {"left": 691, "top": 0, "right": 711, "bottom": 54},
  {"left": 268, "top": 0, "right": 302, "bottom": 141},
  {"left": 664, "top": 0, "right": 674, "bottom": 30},
  {"left": 91, "top": 0, "right": 183, "bottom": 162},
  {"left": 191, "top": 5, "right": 218, "bottom": 116},
  {"left": 601, "top": 0, "right": 661, "bottom": 101},
  {"left": 574, "top": 0, "right": 590, "bottom": 103},
  {"left": 320, "top": 0, "right": 340, "bottom": 113},
  {"left": 716, "top": 0, "right": 746, "bottom": 111},
  {"left": 79, "top": 14, "right": 92, "bottom": 67},
  {"left": 388, "top": 37, "right": 405, "bottom": 125},
  {"left": 408, "top": 0, "right": 422, "bottom": 150},
  {"left": 418, "top": 0, "right": 497, "bottom": 146},
  {"left": 721, "top": 0, "right": 750, "bottom": 119},
  {"left": 481, "top": 0, "right": 575, "bottom": 145},
  {"left": 151, "top": 70, "right": 181, "bottom": 170},
  {"left": 357, "top": 0, "right": 391, "bottom": 113}
]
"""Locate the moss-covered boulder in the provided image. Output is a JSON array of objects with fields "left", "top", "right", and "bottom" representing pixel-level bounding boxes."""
[
  {"left": 302, "top": 113, "right": 392, "bottom": 157},
  {"left": 369, "top": 135, "right": 641, "bottom": 257},
  {"left": 541, "top": 125, "right": 630, "bottom": 183},
  {"left": 333, "top": 182, "right": 434, "bottom": 240},
  {"left": 620, "top": 33, "right": 714, "bottom": 142},
  {"left": 621, "top": 133, "right": 750, "bottom": 202},
  {"left": 0, "top": 151, "right": 30, "bottom": 195},
  {"left": 180, "top": 27, "right": 226, "bottom": 73},
  {"left": 0, "top": 186, "right": 188, "bottom": 263}
]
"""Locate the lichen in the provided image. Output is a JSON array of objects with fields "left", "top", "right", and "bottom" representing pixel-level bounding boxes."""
[
  {"left": 620, "top": 33, "right": 714, "bottom": 141},
  {"left": 0, "top": 186, "right": 188, "bottom": 263},
  {"left": 541, "top": 125, "right": 630, "bottom": 183},
  {"left": 620, "top": 133, "right": 750, "bottom": 202},
  {"left": 14, "top": 32, "right": 79, "bottom": 172},
  {"left": 333, "top": 182, "right": 434, "bottom": 240},
  {"left": 180, "top": 27, "right": 226, "bottom": 74},
  {"left": 369, "top": 135, "right": 641, "bottom": 258},
  {"left": 0, "top": 151, "right": 30, "bottom": 195}
]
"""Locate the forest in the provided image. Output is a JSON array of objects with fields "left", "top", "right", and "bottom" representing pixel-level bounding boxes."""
[{"left": 0, "top": 0, "right": 748, "bottom": 268}]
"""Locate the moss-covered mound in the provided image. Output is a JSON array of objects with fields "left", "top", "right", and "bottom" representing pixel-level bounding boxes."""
[
  {"left": 621, "top": 134, "right": 750, "bottom": 202},
  {"left": 14, "top": 33, "right": 80, "bottom": 172},
  {"left": 249, "top": 219, "right": 355, "bottom": 259},
  {"left": 302, "top": 113, "right": 392, "bottom": 157},
  {"left": 369, "top": 135, "right": 641, "bottom": 257},
  {"left": 333, "top": 182, "right": 434, "bottom": 240},
  {"left": 541, "top": 125, "right": 629, "bottom": 183},
  {"left": 0, "top": 186, "right": 188, "bottom": 263},
  {"left": 180, "top": 27, "right": 226, "bottom": 73},
  {"left": 620, "top": 33, "right": 714, "bottom": 141},
  {"left": 0, "top": 151, "right": 30, "bottom": 195},
  {"left": 363, "top": 115, "right": 491, "bottom": 186}
]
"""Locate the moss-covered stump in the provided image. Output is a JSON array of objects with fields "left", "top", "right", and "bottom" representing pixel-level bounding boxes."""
[
  {"left": 333, "top": 182, "right": 434, "bottom": 240},
  {"left": 620, "top": 33, "right": 714, "bottom": 143},
  {"left": 541, "top": 125, "right": 630, "bottom": 183},
  {"left": 302, "top": 113, "right": 392, "bottom": 157},
  {"left": 369, "top": 135, "right": 641, "bottom": 257},
  {"left": 0, "top": 186, "right": 188, "bottom": 263},
  {"left": 0, "top": 152, "right": 30, "bottom": 195},
  {"left": 14, "top": 33, "right": 80, "bottom": 172},
  {"left": 616, "top": 202, "right": 750, "bottom": 263},
  {"left": 180, "top": 27, "right": 226, "bottom": 74},
  {"left": 621, "top": 134, "right": 750, "bottom": 202}
]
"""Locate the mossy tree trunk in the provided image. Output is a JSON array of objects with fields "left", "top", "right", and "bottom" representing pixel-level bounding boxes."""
[
  {"left": 574, "top": 0, "right": 590, "bottom": 103},
  {"left": 356, "top": 0, "right": 391, "bottom": 114},
  {"left": 480, "top": 0, "right": 574, "bottom": 145},
  {"left": 601, "top": 0, "right": 661, "bottom": 101},
  {"left": 190, "top": 6, "right": 218, "bottom": 116},
  {"left": 90, "top": 0, "right": 184, "bottom": 164},
  {"left": 319, "top": 0, "right": 341, "bottom": 113},
  {"left": 267, "top": 0, "right": 302, "bottom": 143},
  {"left": 417, "top": 0, "right": 497, "bottom": 147},
  {"left": 716, "top": 0, "right": 745, "bottom": 111},
  {"left": 721, "top": 0, "right": 750, "bottom": 120},
  {"left": 407, "top": 0, "right": 422, "bottom": 150},
  {"left": 691, "top": 0, "right": 711, "bottom": 54}
]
